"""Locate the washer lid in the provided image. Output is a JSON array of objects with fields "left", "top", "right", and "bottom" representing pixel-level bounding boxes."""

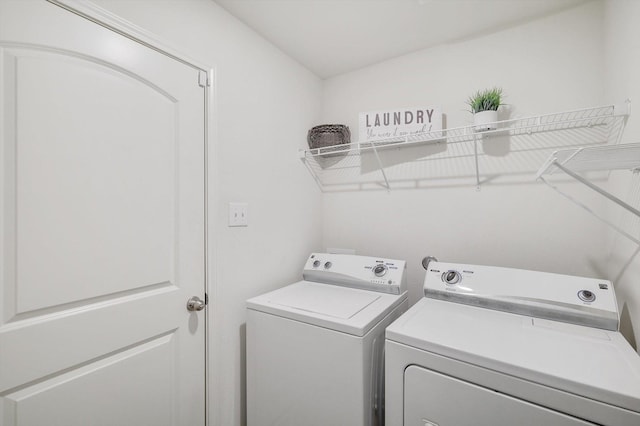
[
  {"left": 265, "top": 282, "right": 379, "bottom": 319},
  {"left": 247, "top": 281, "right": 406, "bottom": 336},
  {"left": 386, "top": 298, "right": 640, "bottom": 414}
]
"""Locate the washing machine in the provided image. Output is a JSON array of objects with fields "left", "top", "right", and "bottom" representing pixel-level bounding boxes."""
[
  {"left": 247, "top": 252, "right": 408, "bottom": 426},
  {"left": 385, "top": 261, "right": 640, "bottom": 426}
]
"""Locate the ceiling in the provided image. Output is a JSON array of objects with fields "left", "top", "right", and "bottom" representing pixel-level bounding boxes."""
[{"left": 214, "top": 0, "right": 589, "bottom": 79}]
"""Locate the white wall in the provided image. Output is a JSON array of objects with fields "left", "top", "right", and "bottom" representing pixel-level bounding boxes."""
[
  {"left": 321, "top": 2, "right": 609, "bottom": 304},
  {"left": 603, "top": 0, "right": 640, "bottom": 350},
  {"left": 89, "top": 1, "right": 323, "bottom": 425}
]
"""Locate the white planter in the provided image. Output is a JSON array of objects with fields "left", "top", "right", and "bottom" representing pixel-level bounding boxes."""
[{"left": 473, "top": 110, "right": 498, "bottom": 132}]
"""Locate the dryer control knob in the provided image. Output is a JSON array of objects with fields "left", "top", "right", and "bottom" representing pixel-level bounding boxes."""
[
  {"left": 442, "top": 270, "right": 461, "bottom": 285},
  {"left": 578, "top": 289, "right": 596, "bottom": 302},
  {"left": 373, "top": 264, "right": 388, "bottom": 277},
  {"left": 313, "top": 260, "right": 321, "bottom": 268},
  {"left": 324, "top": 261, "right": 332, "bottom": 269}
]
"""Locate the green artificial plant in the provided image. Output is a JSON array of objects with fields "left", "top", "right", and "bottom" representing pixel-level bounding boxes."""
[{"left": 467, "top": 87, "right": 503, "bottom": 113}]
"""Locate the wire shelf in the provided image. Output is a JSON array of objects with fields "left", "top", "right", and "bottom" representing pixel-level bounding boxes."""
[
  {"left": 300, "top": 104, "right": 629, "bottom": 192},
  {"left": 537, "top": 143, "right": 640, "bottom": 177}
]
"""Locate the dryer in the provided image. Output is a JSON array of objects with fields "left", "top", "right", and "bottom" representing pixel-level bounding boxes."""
[
  {"left": 247, "top": 253, "right": 408, "bottom": 426},
  {"left": 385, "top": 261, "right": 640, "bottom": 426}
]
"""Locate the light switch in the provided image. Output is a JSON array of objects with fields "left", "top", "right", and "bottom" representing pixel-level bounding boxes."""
[{"left": 228, "top": 202, "right": 248, "bottom": 227}]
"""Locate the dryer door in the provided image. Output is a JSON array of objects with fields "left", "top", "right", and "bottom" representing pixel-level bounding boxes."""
[{"left": 404, "top": 366, "right": 596, "bottom": 426}]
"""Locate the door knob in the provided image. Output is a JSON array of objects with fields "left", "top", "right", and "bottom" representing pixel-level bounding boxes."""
[{"left": 187, "top": 296, "right": 206, "bottom": 312}]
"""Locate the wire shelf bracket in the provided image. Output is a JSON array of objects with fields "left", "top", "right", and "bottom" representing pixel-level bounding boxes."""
[{"left": 536, "top": 143, "right": 640, "bottom": 245}]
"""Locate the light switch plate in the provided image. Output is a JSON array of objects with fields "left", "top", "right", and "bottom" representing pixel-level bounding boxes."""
[{"left": 228, "top": 202, "right": 248, "bottom": 227}]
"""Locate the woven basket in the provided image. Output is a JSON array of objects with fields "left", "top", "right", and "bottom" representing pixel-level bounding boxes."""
[{"left": 307, "top": 124, "right": 351, "bottom": 155}]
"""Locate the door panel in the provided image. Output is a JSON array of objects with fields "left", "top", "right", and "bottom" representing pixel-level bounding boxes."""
[
  {"left": 7, "top": 47, "right": 177, "bottom": 315},
  {"left": 5, "top": 334, "right": 176, "bottom": 426},
  {"left": 404, "top": 365, "right": 595, "bottom": 426},
  {"left": 0, "top": 1, "right": 206, "bottom": 425}
]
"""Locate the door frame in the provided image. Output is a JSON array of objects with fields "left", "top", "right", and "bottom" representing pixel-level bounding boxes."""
[{"left": 46, "top": 1, "right": 217, "bottom": 424}]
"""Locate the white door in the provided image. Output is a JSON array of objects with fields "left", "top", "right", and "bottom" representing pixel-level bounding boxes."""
[{"left": 0, "top": 1, "right": 206, "bottom": 425}]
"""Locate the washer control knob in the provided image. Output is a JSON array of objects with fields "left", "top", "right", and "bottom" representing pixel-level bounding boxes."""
[
  {"left": 324, "top": 261, "right": 332, "bottom": 269},
  {"left": 373, "top": 264, "right": 388, "bottom": 277},
  {"left": 313, "top": 260, "right": 321, "bottom": 268},
  {"left": 442, "top": 270, "right": 461, "bottom": 285},
  {"left": 578, "top": 289, "right": 596, "bottom": 303}
]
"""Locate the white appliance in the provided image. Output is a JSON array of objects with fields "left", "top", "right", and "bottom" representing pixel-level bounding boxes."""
[
  {"left": 385, "top": 261, "right": 640, "bottom": 426},
  {"left": 247, "top": 253, "right": 408, "bottom": 426}
]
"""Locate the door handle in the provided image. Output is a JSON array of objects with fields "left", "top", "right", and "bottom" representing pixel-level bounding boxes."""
[{"left": 186, "top": 296, "right": 206, "bottom": 312}]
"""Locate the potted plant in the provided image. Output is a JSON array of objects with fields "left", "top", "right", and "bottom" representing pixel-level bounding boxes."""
[{"left": 467, "top": 87, "right": 503, "bottom": 131}]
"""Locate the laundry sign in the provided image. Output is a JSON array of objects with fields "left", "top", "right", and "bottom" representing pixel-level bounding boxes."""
[{"left": 359, "top": 106, "right": 442, "bottom": 143}]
